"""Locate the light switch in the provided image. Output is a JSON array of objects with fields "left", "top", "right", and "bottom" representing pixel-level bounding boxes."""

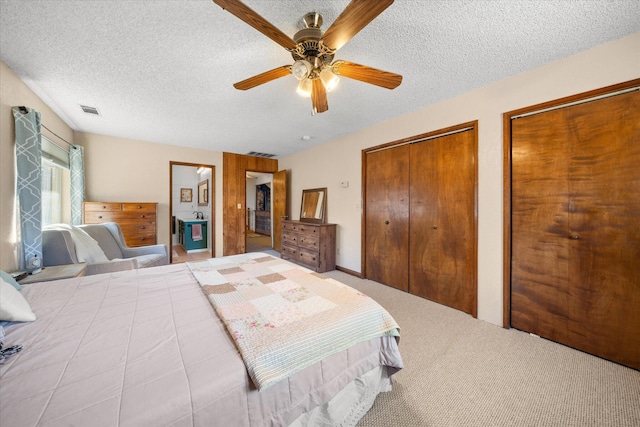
[
  {"left": 340, "top": 181, "right": 349, "bottom": 188},
  {"left": 237, "top": 203, "right": 242, "bottom": 209}
]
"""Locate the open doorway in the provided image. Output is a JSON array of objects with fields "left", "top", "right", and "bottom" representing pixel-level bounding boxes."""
[
  {"left": 169, "top": 161, "right": 215, "bottom": 263},
  {"left": 245, "top": 171, "right": 278, "bottom": 255}
]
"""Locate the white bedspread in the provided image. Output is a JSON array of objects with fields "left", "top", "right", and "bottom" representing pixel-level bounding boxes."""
[{"left": 0, "top": 260, "right": 403, "bottom": 426}]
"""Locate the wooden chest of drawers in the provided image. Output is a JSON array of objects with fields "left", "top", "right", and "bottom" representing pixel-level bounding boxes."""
[
  {"left": 281, "top": 220, "right": 336, "bottom": 273},
  {"left": 82, "top": 202, "right": 157, "bottom": 247}
]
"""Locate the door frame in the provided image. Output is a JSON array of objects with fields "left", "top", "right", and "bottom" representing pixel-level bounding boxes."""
[
  {"left": 502, "top": 78, "right": 640, "bottom": 328},
  {"left": 169, "top": 161, "right": 215, "bottom": 263},
  {"left": 222, "top": 153, "right": 281, "bottom": 255}
]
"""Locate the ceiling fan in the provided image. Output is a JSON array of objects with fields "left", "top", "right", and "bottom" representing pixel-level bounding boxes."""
[{"left": 212, "top": 0, "right": 402, "bottom": 114}]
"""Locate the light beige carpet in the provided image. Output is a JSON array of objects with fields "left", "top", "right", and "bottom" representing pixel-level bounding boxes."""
[{"left": 322, "top": 270, "right": 640, "bottom": 427}]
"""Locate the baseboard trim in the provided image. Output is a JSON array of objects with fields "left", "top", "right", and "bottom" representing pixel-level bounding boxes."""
[{"left": 335, "top": 265, "right": 363, "bottom": 278}]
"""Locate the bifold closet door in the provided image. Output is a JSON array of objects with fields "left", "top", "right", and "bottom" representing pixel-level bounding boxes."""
[
  {"left": 365, "top": 145, "right": 409, "bottom": 291},
  {"left": 511, "top": 90, "right": 640, "bottom": 369},
  {"left": 409, "top": 130, "right": 476, "bottom": 315}
]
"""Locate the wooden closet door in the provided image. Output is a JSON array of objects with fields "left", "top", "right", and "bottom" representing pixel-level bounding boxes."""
[
  {"left": 410, "top": 130, "right": 476, "bottom": 315},
  {"left": 566, "top": 91, "right": 640, "bottom": 368},
  {"left": 511, "top": 90, "right": 640, "bottom": 369},
  {"left": 365, "top": 145, "right": 410, "bottom": 291},
  {"left": 511, "top": 110, "right": 571, "bottom": 343}
]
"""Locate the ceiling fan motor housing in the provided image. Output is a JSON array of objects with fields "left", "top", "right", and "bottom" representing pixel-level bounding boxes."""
[{"left": 292, "top": 13, "right": 334, "bottom": 72}]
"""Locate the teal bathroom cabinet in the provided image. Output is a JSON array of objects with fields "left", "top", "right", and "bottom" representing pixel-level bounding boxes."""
[{"left": 179, "top": 219, "right": 208, "bottom": 250}]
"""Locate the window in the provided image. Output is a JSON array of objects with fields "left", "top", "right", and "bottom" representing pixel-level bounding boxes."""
[{"left": 41, "top": 136, "right": 70, "bottom": 226}]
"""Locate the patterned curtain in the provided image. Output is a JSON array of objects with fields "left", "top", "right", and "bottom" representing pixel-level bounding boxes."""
[
  {"left": 69, "top": 145, "right": 85, "bottom": 225},
  {"left": 12, "top": 107, "right": 42, "bottom": 270}
]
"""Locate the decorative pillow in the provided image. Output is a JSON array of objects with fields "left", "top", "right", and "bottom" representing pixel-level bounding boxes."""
[
  {"left": 0, "top": 278, "right": 36, "bottom": 322},
  {"left": 0, "top": 270, "right": 21, "bottom": 291}
]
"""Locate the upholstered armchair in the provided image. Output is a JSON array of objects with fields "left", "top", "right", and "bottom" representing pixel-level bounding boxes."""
[{"left": 43, "top": 222, "right": 168, "bottom": 275}]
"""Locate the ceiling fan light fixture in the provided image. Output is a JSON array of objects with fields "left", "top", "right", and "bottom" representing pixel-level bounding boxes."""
[
  {"left": 296, "top": 78, "right": 312, "bottom": 98},
  {"left": 319, "top": 68, "right": 339, "bottom": 92},
  {"left": 291, "top": 60, "right": 312, "bottom": 81}
]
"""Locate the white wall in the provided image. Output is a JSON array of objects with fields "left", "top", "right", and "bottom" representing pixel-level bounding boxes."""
[{"left": 279, "top": 32, "right": 640, "bottom": 327}]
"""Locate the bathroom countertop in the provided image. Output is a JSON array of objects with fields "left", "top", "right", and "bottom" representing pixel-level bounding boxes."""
[{"left": 178, "top": 217, "right": 208, "bottom": 223}]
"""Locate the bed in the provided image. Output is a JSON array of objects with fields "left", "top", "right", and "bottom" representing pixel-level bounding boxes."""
[{"left": 0, "top": 253, "right": 403, "bottom": 426}]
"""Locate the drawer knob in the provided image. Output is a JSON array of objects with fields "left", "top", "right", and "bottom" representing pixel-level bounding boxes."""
[
  {"left": 141, "top": 215, "right": 146, "bottom": 218},
  {"left": 140, "top": 226, "right": 145, "bottom": 229},
  {"left": 136, "top": 205, "right": 142, "bottom": 209},
  {"left": 102, "top": 206, "right": 107, "bottom": 209},
  {"left": 98, "top": 215, "right": 103, "bottom": 219},
  {"left": 140, "top": 237, "right": 145, "bottom": 240}
]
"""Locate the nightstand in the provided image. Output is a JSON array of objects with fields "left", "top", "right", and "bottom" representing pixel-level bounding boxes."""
[{"left": 18, "top": 264, "right": 87, "bottom": 284}]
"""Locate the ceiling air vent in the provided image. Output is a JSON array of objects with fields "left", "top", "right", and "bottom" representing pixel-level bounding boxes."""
[
  {"left": 246, "top": 151, "right": 276, "bottom": 158},
  {"left": 79, "top": 104, "right": 100, "bottom": 116}
]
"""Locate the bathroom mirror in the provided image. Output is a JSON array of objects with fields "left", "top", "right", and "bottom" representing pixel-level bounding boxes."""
[
  {"left": 198, "top": 179, "right": 208, "bottom": 206},
  {"left": 300, "top": 187, "right": 327, "bottom": 223}
]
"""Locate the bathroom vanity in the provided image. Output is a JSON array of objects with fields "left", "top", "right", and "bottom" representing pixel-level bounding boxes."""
[{"left": 178, "top": 218, "right": 208, "bottom": 251}]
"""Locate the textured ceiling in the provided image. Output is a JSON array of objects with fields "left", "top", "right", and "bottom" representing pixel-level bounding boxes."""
[{"left": 1, "top": 0, "right": 639, "bottom": 158}]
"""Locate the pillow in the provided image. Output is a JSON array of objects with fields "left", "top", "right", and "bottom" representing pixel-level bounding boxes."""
[
  {"left": 0, "top": 270, "right": 21, "bottom": 291},
  {"left": 0, "top": 278, "right": 36, "bottom": 322}
]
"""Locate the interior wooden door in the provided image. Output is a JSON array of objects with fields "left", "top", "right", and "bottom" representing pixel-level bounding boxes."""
[
  {"left": 511, "top": 90, "right": 640, "bottom": 369},
  {"left": 410, "top": 129, "right": 476, "bottom": 315},
  {"left": 511, "top": 110, "right": 571, "bottom": 344},
  {"left": 272, "top": 169, "right": 287, "bottom": 253},
  {"left": 365, "top": 145, "right": 409, "bottom": 291}
]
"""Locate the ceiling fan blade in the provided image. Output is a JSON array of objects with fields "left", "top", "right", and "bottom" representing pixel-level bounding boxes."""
[
  {"left": 311, "top": 79, "right": 329, "bottom": 113},
  {"left": 332, "top": 61, "right": 402, "bottom": 89},
  {"left": 233, "top": 66, "right": 291, "bottom": 90},
  {"left": 322, "top": 0, "right": 394, "bottom": 51},
  {"left": 212, "top": 0, "right": 297, "bottom": 50}
]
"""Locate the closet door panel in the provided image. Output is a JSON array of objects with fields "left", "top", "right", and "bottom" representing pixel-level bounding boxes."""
[
  {"left": 566, "top": 91, "right": 640, "bottom": 368},
  {"left": 365, "top": 145, "right": 410, "bottom": 291},
  {"left": 437, "top": 130, "right": 476, "bottom": 314},
  {"left": 409, "top": 139, "right": 439, "bottom": 300},
  {"left": 511, "top": 110, "right": 571, "bottom": 343}
]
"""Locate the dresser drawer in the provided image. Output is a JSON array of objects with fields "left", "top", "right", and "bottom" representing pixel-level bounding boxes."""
[
  {"left": 298, "top": 235, "right": 319, "bottom": 251},
  {"left": 122, "top": 203, "right": 156, "bottom": 212},
  {"left": 282, "top": 232, "right": 300, "bottom": 246},
  {"left": 280, "top": 244, "right": 298, "bottom": 260},
  {"left": 298, "top": 248, "right": 319, "bottom": 267},
  {"left": 84, "top": 202, "right": 121, "bottom": 212},
  {"left": 282, "top": 222, "right": 300, "bottom": 232},
  {"left": 119, "top": 223, "right": 155, "bottom": 237},
  {"left": 297, "top": 224, "right": 319, "bottom": 235},
  {"left": 83, "top": 211, "right": 119, "bottom": 223},
  {"left": 124, "top": 233, "right": 156, "bottom": 247}
]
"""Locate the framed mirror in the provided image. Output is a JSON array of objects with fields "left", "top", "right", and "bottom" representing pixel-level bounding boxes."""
[
  {"left": 300, "top": 187, "right": 327, "bottom": 223},
  {"left": 198, "top": 179, "right": 209, "bottom": 206}
]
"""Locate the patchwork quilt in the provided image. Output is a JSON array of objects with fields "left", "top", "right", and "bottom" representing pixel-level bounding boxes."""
[{"left": 187, "top": 253, "right": 400, "bottom": 390}]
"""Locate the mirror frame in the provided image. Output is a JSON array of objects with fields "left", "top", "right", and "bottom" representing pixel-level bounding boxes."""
[
  {"left": 198, "top": 179, "right": 209, "bottom": 206},
  {"left": 300, "top": 187, "right": 327, "bottom": 223}
]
